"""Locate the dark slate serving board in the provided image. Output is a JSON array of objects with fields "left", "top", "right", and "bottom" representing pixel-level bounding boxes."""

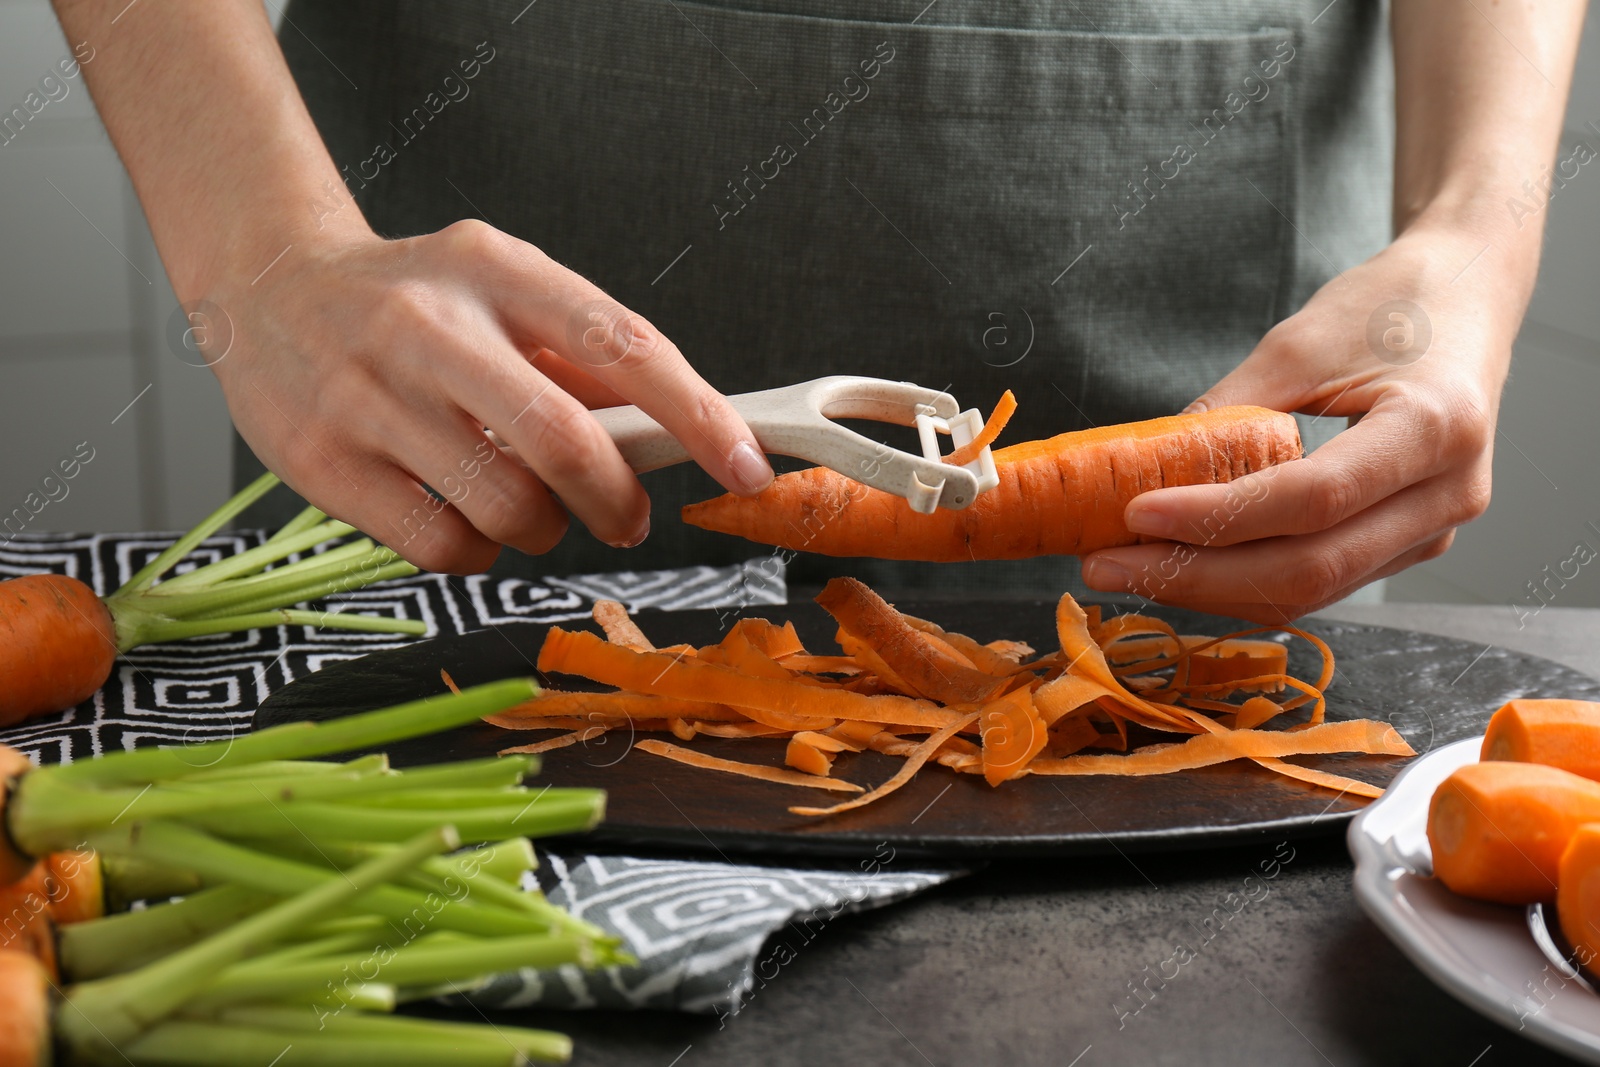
[{"left": 253, "top": 600, "right": 1600, "bottom": 859}]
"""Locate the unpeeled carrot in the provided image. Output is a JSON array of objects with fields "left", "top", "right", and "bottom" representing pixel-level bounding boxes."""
[
  {"left": 0, "top": 574, "right": 116, "bottom": 728},
  {"left": 1482, "top": 699, "right": 1600, "bottom": 782},
  {"left": 1559, "top": 824, "right": 1600, "bottom": 969},
  {"left": 681, "top": 406, "right": 1302, "bottom": 560},
  {"left": 0, "top": 951, "right": 51, "bottom": 1064},
  {"left": 1428, "top": 760, "right": 1600, "bottom": 904},
  {"left": 0, "top": 474, "right": 426, "bottom": 729}
]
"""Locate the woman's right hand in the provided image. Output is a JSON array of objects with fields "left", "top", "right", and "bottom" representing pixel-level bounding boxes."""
[{"left": 202, "top": 218, "right": 775, "bottom": 573}]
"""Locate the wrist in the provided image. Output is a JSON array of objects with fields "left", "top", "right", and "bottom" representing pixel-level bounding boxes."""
[{"left": 167, "top": 182, "right": 376, "bottom": 305}]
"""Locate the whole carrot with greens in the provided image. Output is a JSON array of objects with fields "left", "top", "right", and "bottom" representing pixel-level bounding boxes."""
[
  {"left": 681, "top": 405, "right": 1302, "bottom": 560},
  {"left": 0, "top": 472, "right": 425, "bottom": 727}
]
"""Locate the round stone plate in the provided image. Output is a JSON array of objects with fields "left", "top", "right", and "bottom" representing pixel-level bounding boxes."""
[{"left": 254, "top": 599, "right": 1600, "bottom": 859}]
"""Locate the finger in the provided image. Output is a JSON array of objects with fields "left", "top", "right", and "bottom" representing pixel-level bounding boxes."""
[
  {"left": 318, "top": 459, "right": 502, "bottom": 575},
  {"left": 384, "top": 409, "right": 573, "bottom": 558},
  {"left": 1084, "top": 474, "right": 1475, "bottom": 618},
  {"left": 443, "top": 221, "right": 774, "bottom": 495},
  {"left": 448, "top": 340, "right": 652, "bottom": 549},
  {"left": 1183, "top": 314, "right": 1366, "bottom": 415},
  {"left": 1125, "top": 391, "right": 1463, "bottom": 545},
  {"left": 527, "top": 347, "right": 627, "bottom": 409},
  {"left": 1143, "top": 536, "right": 1455, "bottom": 625}
]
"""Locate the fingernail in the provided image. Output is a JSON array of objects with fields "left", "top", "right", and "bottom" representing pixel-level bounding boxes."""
[
  {"left": 728, "top": 440, "right": 774, "bottom": 495},
  {"left": 1125, "top": 504, "right": 1175, "bottom": 538},
  {"left": 1181, "top": 399, "right": 1208, "bottom": 415},
  {"left": 1084, "top": 558, "right": 1131, "bottom": 592},
  {"left": 609, "top": 515, "right": 650, "bottom": 549}
]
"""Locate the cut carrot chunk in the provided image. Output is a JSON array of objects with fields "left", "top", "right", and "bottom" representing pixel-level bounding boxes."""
[
  {"left": 1482, "top": 699, "right": 1600, "bottom": 782},
  {"left": 1429, "top": 760, "right": 1600, "bottom": 904}
]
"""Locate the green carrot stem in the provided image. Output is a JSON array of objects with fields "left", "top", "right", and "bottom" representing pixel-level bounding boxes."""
[
  {"left": 206, "top": 1005, "right": 573, "bottom": 1063},
  {"left": 38, "top": 678, "right": 536, "bottom": 789},
  {"left": 180, "top": 757, "right": 388, "bottom": 783},
  {"left": 142, "top": 520, "right": 357, "bottom": 594},
  {"left": 172, "top": 791, "right": 605, "bottom": 845},
  {"left": 250, "top": 928, "right": 391, "bottom": 966},
  {"left": 184, "top": 559, "right": 419, "bottom": 622},
  {"left": 263, "top": 503, "right": 330, "bottom": 546},
  {"left": 82, "top": 821, "right": 560, "bottom": 939},
  {"left": 167, "top": 540, "right": 385, "bottom": 617},
  {"left": 188, "top": 932, "right": 592, "bottom": 1011},
  {"left": 456, "top": 838, "right": 539, "bottom": 883},
  {"left": 228, "top": 837, "right": 603, "bottom": 943},
  {"left": 131, "top": 603, "right": 424, "bottom": 648},
  {"left": 336, "top": 788, "right": 545, "bottom": 810},
  {"left": 161, "top": 544, "right": 400, "bottom": 620},
  {"left": 60, "top": 884, "right": 274, "bottom": 982},
  {"left": 59, "top": 827, "right": 457, "bottom": 1055},
  {"left": 30, "top": 756, "right": 534, "bottom": 836},
  {"left": 110, "top": 472, "right": 281, "bottom": 598},
  {"left": 124, "top": 1019, "right": 536, "bottom": 1067},
  {"left": 99, "top": 853, "right": 206, "bottom": 909}
]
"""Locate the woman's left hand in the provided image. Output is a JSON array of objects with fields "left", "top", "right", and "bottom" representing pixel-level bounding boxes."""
[{"left": 1080, "top": 225, "right": 1519, "bottom": 623}]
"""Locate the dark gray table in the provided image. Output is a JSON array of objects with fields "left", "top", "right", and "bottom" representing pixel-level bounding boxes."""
[{"left": 453, "top": 603, "right": 1595, "bottom": 1067}]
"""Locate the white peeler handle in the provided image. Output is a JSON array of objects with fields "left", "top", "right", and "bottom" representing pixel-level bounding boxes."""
[{"left": 589, "top": 376, "right": 988, "bottom": 513}]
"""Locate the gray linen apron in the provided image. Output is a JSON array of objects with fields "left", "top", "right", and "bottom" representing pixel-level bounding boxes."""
[{"left": 240, "top": 0, "right": 1392, "bottom": 596}]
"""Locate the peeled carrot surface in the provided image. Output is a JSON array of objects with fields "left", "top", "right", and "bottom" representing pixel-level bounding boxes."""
[
  {"left": 1481, "top": 699, "right": 1600, "bottom": 782},
  {"left": 681, "top": 405, "right": 1302, "bottom": 560},
  {"left": 1427, "top": 760, "right": 1600, "bottom": 904},
  {"left": 0, "top": 573, "right": 116, "bottom": 729},
  {"left": 1559, "top": 824, "right": 1600, "bottom": 968},
  {"left": 497, "top": 581, "right": 1413, "bottom": 818}
]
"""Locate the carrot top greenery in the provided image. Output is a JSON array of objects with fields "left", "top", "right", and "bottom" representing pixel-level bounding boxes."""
[{"left": 0, "top": 472, "right": 424, "bottom": 727}]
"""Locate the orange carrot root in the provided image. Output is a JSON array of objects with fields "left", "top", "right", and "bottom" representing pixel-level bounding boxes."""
[
  {"left": 0, "top": 951, "right": 52, "bottom": 1065},
  {"left": 1558, "top": 824, "right": 1600, "bottom": 974},
  {"left": 0, "top": 573, "right": 117, "bottom": 728},
  {"left": 682, "top": 406, "right": 1302, "bottom": 561},
  {"left": 1482, "top": 699, "right": 1600, "bottom": 782},
  {"left": 1428, "top": 761, "right": 1600, "bottom": 904},
  {"left": 0, "top": 746, "right": 37, "bottom": 885}
]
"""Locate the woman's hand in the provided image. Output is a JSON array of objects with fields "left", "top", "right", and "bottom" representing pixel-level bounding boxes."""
[
  {"left": 207, "top": 219, "right": 775, "bottom": 574},
  {"left": 1080, "top": 225, "right": 1513, "bottom": 622}
]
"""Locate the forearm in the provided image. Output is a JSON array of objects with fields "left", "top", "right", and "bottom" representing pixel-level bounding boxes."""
[
  {"left": 1391, "top": 0, "right": 1587, "bottom": 315},
  {"left": 50, "top": 0, "right": 370, "bottom": 300}
]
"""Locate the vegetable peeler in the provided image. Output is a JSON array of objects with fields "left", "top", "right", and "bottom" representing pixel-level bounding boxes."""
[{"left": 590, "top": 376, "right": 1001, "bottom": 513}]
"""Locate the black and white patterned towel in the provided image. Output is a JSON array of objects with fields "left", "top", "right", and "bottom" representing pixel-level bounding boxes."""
[
  {"left": 0, "top": 532, "right": 962, "bottom": 1014},
  {"left": 457, "top": 852, "right": 957, "bottom": 1016}
]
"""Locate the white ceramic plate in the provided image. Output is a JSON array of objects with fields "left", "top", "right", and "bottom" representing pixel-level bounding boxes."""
[{"left": 1349, "top": 737, "right": 1600, "bottom": 1062}]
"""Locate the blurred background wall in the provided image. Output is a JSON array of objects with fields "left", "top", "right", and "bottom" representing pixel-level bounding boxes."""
[{"left": 0, "top": 0, "right": 1596, "bottom": 610}]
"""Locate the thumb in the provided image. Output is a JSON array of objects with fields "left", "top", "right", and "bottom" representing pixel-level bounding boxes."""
[{"left": 1182, "top": 328, "right": 1310, "bottom": 415}]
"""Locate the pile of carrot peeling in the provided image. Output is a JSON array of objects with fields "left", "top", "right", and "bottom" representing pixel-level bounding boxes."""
[{"left": 482, "top": 578, "right": 1415, "bottom": 817}]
